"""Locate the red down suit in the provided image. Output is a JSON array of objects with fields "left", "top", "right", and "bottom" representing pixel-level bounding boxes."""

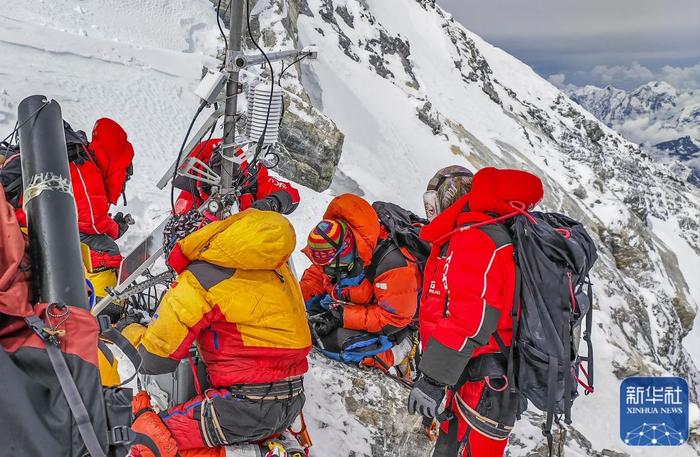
[
  {"left": 174, "top": 139, "right": 300, "bottom": 216},
  {"left": 12, "top": 118, "right": 134, "bottom": 269},
  {"left": 418, "top": 167, "right": 543, "bottom": 457}
]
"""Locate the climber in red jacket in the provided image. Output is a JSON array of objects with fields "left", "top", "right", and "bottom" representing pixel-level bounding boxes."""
[
  {"left": 4, "top": 118, "right": 134, "bottom": 271},
  {"left": 408, "top": 166, "right": 543, "bottom": 457},
  {"left": 173, "top": 139, "right": 300, "bottom": 216},
  {"left": 73, "top": 118, "right": 135, "bottom": 270}
]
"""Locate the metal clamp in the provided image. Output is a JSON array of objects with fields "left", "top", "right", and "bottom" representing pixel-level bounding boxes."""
[{"left": 226, "top": 50, "right": 248, "bottom": 71}]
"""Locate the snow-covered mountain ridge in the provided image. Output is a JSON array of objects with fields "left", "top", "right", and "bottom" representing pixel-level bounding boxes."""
[
  {"left": 2, "top": 0, "right": 700, "bottom": 455},
  {"left": 568, "top": 81, "right": 700, "bottom": 187}
]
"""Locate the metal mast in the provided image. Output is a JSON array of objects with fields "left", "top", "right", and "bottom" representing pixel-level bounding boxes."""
[{"left": 221, "top": 0, "right": 245, "bottom": 193}]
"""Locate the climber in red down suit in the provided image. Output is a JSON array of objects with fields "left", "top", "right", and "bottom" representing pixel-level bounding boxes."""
[
  {"left": 173, "top": 139, "right": 300, "bottom": 216},
  {"left": 5, "top": 118, "right": 135, "bottom": 270},
  {"left": 408, "top": 167, "right": 544, "bottom": 457}
]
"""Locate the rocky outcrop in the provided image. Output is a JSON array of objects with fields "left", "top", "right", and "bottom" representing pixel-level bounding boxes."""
[
  {"left": 276, "top": 98, "right": 344, "bottom": 190},
  {"left": 416, "top": 101, "right": 442, "bottom": 135},
  {"left": 306, "top": 353, "right": 435, "bottom": 457}
]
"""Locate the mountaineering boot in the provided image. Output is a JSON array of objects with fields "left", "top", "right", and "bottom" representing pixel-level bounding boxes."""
[{"left": 362, "top": 335, "right": 416, "bottom": 381}]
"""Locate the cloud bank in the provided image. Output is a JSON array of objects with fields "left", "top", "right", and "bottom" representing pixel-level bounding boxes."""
[{"left": 549, "top": 62, "right": 700, "bottom": 91}]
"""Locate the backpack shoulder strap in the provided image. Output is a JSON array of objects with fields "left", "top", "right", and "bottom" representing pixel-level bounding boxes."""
[
  {"left": 473, "top": 222, "right": 513, "bottom": 248},
  {"left": 364, "top": 238, "right": 405, "bottom": 282},
  {"left": 97, "top": 315, "right": 142, "bottom": 387}
]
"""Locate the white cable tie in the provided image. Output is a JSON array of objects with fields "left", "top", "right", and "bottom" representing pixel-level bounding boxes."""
[{"left": 22, "top": 172, "right": 73, "bottom": 208}]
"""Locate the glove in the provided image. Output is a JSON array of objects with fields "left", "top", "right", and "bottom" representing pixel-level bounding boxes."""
[
  {"left": 319, "top": 294, "right": 336, "bottom": 310},
  {"left": 407, "top": 375, "right": 447, "bottom": 419},
  {"left": 305, "top": 294, "right": 323, "bottom": 312},
  {"left": 313, "top": 309, "right": 343, "bottom": 337},
  {"left": 114, "top": 212, "right": 132, "bottom": 238},
  {"left": 337, "top": 271, "right": 365, "bottom": 289},
  {"left": 250, "top": 196, "right": 280, "bottom": 212}
]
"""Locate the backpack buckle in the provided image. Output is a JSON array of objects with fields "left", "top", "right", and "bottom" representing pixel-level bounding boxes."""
[
  {"left": 110, "top": 425, "right": 134, "bottom": 446},
  {"left": 98, "top": 314, "right": 112, "bottom": 333},
  {"left": 25, "top": 316, "right": 48, "bottom": 341}
]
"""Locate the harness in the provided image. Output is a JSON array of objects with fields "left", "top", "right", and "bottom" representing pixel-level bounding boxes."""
[{"left": 228, "top": 377, "right": 305, "bottom": 401}]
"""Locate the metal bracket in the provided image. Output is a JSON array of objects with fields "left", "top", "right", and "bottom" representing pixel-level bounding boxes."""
[
  {"left": 220, "top": 136, "right": 253, "bottom": 164},
  {"left": 226, "top": 50, "right": 248, "bottom": 71},
  {"left": 177, "top": 157, "right": 221, "bottom": 186},
  {"left": 225, "top": 48, "right": 317, "bottom": 72},
  {"left": 156, "top": 105, "right": 224, "bottom": 190}
]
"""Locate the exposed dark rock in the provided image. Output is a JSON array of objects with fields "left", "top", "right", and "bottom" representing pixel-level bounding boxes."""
[
  {"left": 601, "top": 449, "right": 630, "bottom": 457},
  {"left": 441, "top": 20, "right": 502, "bottom": 104},
  {"left": 599, "top": 228, "right": 652, "bottom": 275},
  {"left": 482, "top": 82, "right": 501, "bottom": 104},
  {"left": 622, "top": 192, "right": 648, "bottom": 222},
  {"left": 319, "top": 0, "right": 360, "bottom": 61},
  {"left": 339, "top": 363, "right": 435, "bottom": 457},
  {"left": 582, "top": 119, "right": 605, "bottom": 143},
  {"left": 275, "top": 95, "right": 345, "bottom": 191},
  {"left": 573, "top": 185, "right": 588, "bottom": 200},
  {"left": 299, "top": 0, "right": 314, "bottom": 17},
  {"left": 335, "top": 5, "right": 354, "bottom": 28},
  {"left": 416, "top": 101, "right": 442, "bottom": 134},
  {"left": 612, "top": 354, "right": 658, "bottom": 380},
  {"left": 364, "top": 29, "right": 420, "bottom": 89},
  {"left": 367, "top": 54, "right": 394, "bottom": 80}
]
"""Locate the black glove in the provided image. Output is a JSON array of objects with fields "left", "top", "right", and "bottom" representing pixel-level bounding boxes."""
[
  {"left": 407, "top": 375, "right": 447, "bottom": 419},
  {"left": 250, "top": 195, "right": 280, "bottom": 212},
  {"left": 113, "top": 212, "right": 132, "bottom": 238},
  {"left": 313, "top": 308, "right": 343, "bottom": 337}
]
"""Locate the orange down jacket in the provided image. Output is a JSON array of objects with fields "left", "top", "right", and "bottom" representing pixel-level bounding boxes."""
[{"left": 300, "top": 194, "right": 421, "bottom": 334}]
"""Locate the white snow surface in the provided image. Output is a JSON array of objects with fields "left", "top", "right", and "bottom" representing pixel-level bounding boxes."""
[{"left": 3, "top": 0, "right": 700, "bottom": 456}]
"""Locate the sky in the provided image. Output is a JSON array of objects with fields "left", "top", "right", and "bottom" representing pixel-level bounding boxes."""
[{"left": 438, "top": 0, "right": 700, "bottom": 91}]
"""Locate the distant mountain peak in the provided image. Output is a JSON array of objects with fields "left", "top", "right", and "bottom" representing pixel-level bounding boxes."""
[{"left": 567, "top": 79, "right": 699, "bottom": 187}]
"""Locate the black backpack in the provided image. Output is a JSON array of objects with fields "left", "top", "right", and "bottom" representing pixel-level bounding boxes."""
[
  {"left": 498, "top": 211, "right": 597, "bottom": 452},
  {"left": 371, "top": 201, "right": 431, "bottom": 272},
  {"left": 1, "top": 121, "right": 89, "bottom": 206}
]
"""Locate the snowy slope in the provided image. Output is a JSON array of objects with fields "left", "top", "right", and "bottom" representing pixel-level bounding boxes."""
[
  {"left": 2, "top": 0, "right": 700, "bottom": 456},
  {"left": 0, "top": 0, "right": 222, "bottom": 245}
]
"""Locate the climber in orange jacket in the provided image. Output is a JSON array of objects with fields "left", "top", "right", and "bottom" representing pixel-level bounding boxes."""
[{"left": 300, "top": 194, "right": 421, "bottom": 369}]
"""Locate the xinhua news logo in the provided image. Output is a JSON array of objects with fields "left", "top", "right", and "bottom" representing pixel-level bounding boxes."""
[{"left": 620, "top": 376, "right": 689, "bottom": 446}]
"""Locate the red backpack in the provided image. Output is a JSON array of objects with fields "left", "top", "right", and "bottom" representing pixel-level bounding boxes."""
[{"left": 0, "top": 186, "right": 153, "bottom": 457}]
